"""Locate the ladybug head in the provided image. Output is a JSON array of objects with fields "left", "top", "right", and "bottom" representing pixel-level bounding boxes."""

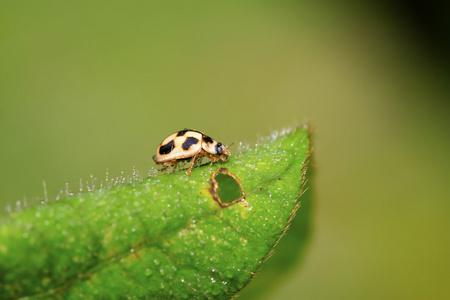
[{"left": 216, "top": 142, "right": 231, "bottom": 161}]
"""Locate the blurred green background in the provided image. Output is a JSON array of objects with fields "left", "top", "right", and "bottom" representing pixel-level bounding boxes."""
[{"left": 1, "top": 1, "right": 449, "bottom": 299}]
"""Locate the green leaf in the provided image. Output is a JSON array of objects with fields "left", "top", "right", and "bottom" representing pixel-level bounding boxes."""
[
  {"left": 0, "top": 127, "right": 311, "bottom": 299},
  {"left": 237, "top": 164, "right": 314, "bottom": 299}
]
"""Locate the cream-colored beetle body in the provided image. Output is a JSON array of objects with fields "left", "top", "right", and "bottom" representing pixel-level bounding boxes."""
[
  {"left": 153, "top": 129, "right": 230, "bottom": 175},
  {"left": 153, "top": 131, "right": 203, "bottom": 163}
]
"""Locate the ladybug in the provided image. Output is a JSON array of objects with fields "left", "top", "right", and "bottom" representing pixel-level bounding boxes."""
[{"left": 153, "top": 129, "right": 230, "bottom": 175}]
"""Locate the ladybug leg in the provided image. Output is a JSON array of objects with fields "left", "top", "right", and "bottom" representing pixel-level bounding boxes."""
[
  {"left": 159, "top": 160, "right": 176, "bottom": 172},
  {"left": 203, "top": 151, "right": 218, "bottom": 162},
  {"left": 158, "top": 164, "right": 169, "bottom": 172},
  {"left": 186, "top": 153, "right": 200, "bottom": 175}
]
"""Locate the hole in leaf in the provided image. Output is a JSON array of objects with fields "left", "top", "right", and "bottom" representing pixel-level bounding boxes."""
[
  {"left": 216, "top": 173, "right": 242, "bottom": 204},
  {"left": 209, "top": 168, "right": 245, "bottom": 207}
]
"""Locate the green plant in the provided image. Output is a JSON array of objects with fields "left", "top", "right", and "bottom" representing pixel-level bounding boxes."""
[{"left": 0, "top": 127, "right": 311, "bottom": 299}]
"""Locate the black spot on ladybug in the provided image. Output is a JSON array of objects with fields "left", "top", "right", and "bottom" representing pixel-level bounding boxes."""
[
  {"left": 177, "top": 130, "right": 188, "bottom": 137},
  {"left": 159, "top": 140, "right": 175, "bottom": 155},
  {"left": 203, "top": 135, "right": 214, "bottom": 144},
  {"left": 182, "top": 137, "right": 199, "bottom": 150}
]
